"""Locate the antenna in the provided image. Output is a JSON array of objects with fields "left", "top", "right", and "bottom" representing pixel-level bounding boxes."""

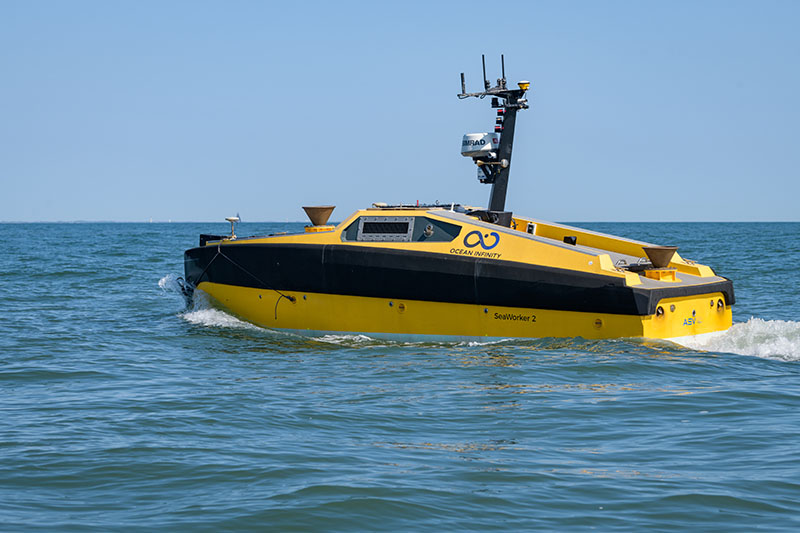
[
  {"left": 225, "top": 215, "right": 240, "bottom": 239},
  {"left": 457, "top": 54, "right": 532, "bottom": 215}
]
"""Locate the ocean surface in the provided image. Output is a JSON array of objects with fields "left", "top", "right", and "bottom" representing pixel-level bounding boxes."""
[{"left": 2, "top": 221, "right": 799, "bottom": 531}]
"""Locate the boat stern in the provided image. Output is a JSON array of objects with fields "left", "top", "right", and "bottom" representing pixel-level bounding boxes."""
[{"left": 642, "top": 292, "right": 733, "bottom": 340}]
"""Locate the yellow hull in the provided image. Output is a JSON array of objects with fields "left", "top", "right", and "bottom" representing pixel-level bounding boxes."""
[{"left": 197, "top": 281, "right": 732, "bottom": 341}]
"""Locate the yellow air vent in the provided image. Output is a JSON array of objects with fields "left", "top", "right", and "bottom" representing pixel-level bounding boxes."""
[
  {"left": 304, "top": 225, "right": 335, "bottom": 233},
  {"left": 644, "top": 269, "right": 678, "bottom": 282}
]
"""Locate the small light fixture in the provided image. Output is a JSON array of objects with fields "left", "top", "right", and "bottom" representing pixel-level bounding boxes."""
[{"left": 518, "top": 80, "right": 530, "bottom": 91}]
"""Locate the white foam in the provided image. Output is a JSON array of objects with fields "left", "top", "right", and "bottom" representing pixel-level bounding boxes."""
[
  {"left": 181, "top": 307, "right": 260, "bottom": 330},
  {"left": 309, "top": 332, "right": 513, "bottom": 346},
  {"left": 457, "top": 338, "right": 512, "bottom": 347},
  {"left": 675, "top": 318, "right": 800, "bottom": 361},
  {"left": 178, "top": 288, "right": 261, "bottom": 331},
  {"left": 157, "top": 273, "right": 183, "bottom": 292},
  {"left": 312, "top": 334, "right": 377, "bottom": 345}
]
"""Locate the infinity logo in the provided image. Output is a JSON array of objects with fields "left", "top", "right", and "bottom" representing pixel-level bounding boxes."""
[{"left": 463, "top": 230, "right": 500, "bottom": 250}]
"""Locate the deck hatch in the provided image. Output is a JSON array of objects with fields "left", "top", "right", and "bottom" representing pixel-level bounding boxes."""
[{"left": 357, "top": 216, "right": 415, "bottom": 242}]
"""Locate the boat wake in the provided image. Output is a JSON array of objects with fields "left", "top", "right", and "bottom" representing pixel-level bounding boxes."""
[
  {"left": 309, "top": 334, "right": 511, "bottom": 347},
  {"left": 159, "top": 274, "right": 261, "bottom": 331},
  {"left": 180, "top": 306, "right": 261, "bottom": 330},
  {"left": 675, "top": 318, "right": 800, "bottom": 362},
  {"left": 157, "top": 273, "right": 185, "bottom": 294},
  {"left": 312, "top": 334, "right": 377, "bottom": 345},
  {"left": 159, "top": 275, "right": 800, "bottom": 359}
]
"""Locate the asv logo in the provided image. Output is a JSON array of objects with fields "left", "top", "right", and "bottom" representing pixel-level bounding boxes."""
[{"left": 463, "top": 230, "right": 500, "bottom": 250}]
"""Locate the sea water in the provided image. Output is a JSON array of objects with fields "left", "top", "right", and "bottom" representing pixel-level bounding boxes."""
[{"left": 1, "top": 222, "right": 798, "bottom": 531}]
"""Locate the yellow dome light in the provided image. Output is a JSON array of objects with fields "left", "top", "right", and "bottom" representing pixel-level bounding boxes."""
[{"left": 518, "top": 80, "right": 530, "bottom": 91}]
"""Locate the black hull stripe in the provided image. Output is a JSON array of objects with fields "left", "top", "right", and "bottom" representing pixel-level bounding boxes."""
[{"left": 184, "top": 243, "right": 734, "bottom": 316}]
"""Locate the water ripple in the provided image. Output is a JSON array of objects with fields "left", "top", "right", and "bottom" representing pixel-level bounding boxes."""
[{"left": 2, "top": 222, "right": 800, "bottom": 531}]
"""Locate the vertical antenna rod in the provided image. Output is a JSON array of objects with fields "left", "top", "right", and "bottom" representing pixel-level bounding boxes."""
[
  {"left": 457, "top": 55, "right": 531, "bottom": 215},
  {"left": 460, "top": 72, "right": 466, "bottom": 95}
]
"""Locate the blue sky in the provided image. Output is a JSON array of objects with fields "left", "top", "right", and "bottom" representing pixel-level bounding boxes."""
[{"left": 1, "top": 1, "right": 798, "bottom": 222}]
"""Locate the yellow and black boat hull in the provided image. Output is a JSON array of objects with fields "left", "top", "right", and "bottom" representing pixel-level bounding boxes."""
[{"left": 195, "top": 281, "right": 732, "bottom": 341}]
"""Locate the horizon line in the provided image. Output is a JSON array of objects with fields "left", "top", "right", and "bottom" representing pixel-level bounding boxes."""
[{"left": 2, "top": 219, "right": 799, "bottom": 224}]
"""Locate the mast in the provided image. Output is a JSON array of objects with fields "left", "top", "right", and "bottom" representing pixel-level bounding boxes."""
[{"left": 459, "top": 55, "right": 530, "bottom": 216}]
